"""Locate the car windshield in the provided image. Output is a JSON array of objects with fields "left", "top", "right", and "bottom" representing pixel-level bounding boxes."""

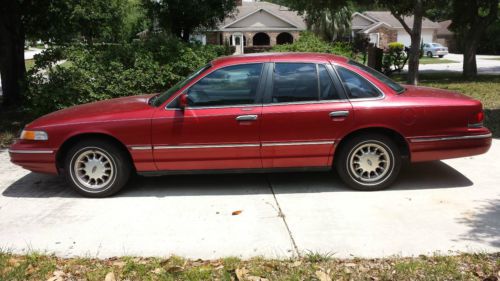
[
  {"left": 347, "top": 60, "right": 406, "bottom": 94},
  {"left": 431, "top": 43, "right": 443, "bottom": 47},
  {"left": 151, "top": 64, "right": 212, "bottom": 107}
]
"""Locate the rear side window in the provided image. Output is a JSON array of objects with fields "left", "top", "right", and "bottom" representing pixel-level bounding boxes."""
[
  {"left": 318, "top": 64, "right": 341, "bottom": 100},
  {"left": 272, "top": 63, "right": 318, "bottom": 103},
  {"left": 336, "top": 66, "right": 381, "bottom": 99},
  {"left": 187, "top": 63, "right": 263, "bottom": 107}
]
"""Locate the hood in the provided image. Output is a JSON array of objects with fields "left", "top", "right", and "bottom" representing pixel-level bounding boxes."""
[
  {"left": 401, "top": 85, "right": 474, "bottom": 100},
  {"left": 28, "top": 94, "right": 156, "bottom": 128}
]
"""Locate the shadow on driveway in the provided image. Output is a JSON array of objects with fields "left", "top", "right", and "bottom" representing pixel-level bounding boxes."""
[
  {"left": 456, "top": 198, "right": 500, "bottom": 248},
  {"left": 2, "top": 161, "right": 472, "bottom": 199}
]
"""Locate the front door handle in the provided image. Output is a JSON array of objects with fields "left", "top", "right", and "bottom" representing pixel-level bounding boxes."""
[
  {"left": 329, "top": 111, "right": 350, "bottom": 118},
  {"left": 236, "top": 115, "right": 258, "bottom": 121}
]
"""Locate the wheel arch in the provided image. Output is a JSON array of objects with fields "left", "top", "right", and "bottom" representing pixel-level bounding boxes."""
[
  {"left": 335, "top": 127, "right": 410, "bottom": 165},
  {"left": 56, "top": 133, "right": 134, "bottom": 174}
]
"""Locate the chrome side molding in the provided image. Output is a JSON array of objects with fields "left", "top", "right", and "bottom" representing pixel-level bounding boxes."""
[
  {"left": 8, "top": 149, "right": 54, "bottom": 154},
  {"left": 410, "top": 133, "right": 492, "bottom": 143},
  {"left": 262, "top": 141, "right": 335, "bottom": 147}
]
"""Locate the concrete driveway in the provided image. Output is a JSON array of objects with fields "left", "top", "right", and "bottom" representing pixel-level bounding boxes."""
[{"left": 0, "top": 140, "right": 499, "bottom": 260}]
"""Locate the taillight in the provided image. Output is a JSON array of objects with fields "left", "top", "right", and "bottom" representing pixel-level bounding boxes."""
[{"left": 468, "top": 111, "right": 484, "bottom": 128}]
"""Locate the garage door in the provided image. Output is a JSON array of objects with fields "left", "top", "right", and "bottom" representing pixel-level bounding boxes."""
[{"left": 397, "top": 30, "right": 434, "bottom": 47}]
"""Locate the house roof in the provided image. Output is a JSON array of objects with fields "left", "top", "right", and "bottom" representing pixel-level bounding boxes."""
[
  {"left": 437, "top": 20, "right": 453, "bottom": 36},
  {"left": 353, "top": 11, "right": 440, "bottom": 31},
  {"left": 217, "top": 1, "right": 307, "bottom": 31}
]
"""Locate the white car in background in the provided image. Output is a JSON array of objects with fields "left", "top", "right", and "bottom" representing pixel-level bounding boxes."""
[{"left": 423, "top": 43, "right": 449, "bottom": 58}]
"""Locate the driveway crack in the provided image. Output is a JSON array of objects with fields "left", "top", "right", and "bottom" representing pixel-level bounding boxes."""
[{"left": 265, "top": 175, "right": 300, "bottom": 258}]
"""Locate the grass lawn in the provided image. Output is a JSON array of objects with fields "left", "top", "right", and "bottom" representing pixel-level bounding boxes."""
[
  {"left": 0, "top": 251, "right": 499, "bottom": 281},
  {"left": 419, "top": 57, "right": 458, "bottom": 65}
]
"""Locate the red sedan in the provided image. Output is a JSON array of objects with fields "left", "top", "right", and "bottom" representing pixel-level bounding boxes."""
[{"left": 9, "top": 53, "right": 492, "bottom": 197}]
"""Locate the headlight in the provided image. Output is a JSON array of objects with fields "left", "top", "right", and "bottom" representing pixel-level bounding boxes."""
[{"left": 20, "top": 130, "right": 49, "bottom": 141}]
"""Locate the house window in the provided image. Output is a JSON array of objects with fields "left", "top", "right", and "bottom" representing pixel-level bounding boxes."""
[
  {"left": 276, "top": 32, "right": 293, "bottom": 45},
  {"left": 253, "top": 33, "right": 270, "bottom": 46}
]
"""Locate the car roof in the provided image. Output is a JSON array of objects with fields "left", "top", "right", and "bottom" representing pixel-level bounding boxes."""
[{"left": 211, "top": 52, "right": 349, "bottom": 67}]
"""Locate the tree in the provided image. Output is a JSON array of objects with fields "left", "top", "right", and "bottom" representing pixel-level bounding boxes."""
[
  {"left": 143, "top": 0, "right": 236, "bottom": 42},
  {"left": 0, "top": 0, "right": 133, "bottom": 108},
  {"left": 0, "top": 1, "right": 26, "bottom": 107},
  {"left": 450, "top": 0, "right": 499, "bottom": 78},
  {"left": 308, "top": 5, "right": 354, "bottom": 42},
  {"left": 376, "top": 0, "right": 430, "bottom": 85}
]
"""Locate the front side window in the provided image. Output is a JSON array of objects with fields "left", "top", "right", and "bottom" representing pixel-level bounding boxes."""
[
  {"left": 336, "top": 66, "right": 381, "bottom": 99},
  {"left": 187, "top": 63, "right": 263, "bottom": 107},
  {"left": 272, "top": 63, "right": 318, "bottom": 103}
]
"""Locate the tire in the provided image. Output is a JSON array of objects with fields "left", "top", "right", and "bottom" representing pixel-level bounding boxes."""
[
  {"left": 335, "top": 133, "right": 401, "bottom": 191},
  {"left": 64, "top": 139, "right": 131, "bottom": 197},
  {"left": 427, "top": 51, "right": 433, "bottom": 58},
  {"left": 438, "top": 55, "right": 444, "bottom": 58}
]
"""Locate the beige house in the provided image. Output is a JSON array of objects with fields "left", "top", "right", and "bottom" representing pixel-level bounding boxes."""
[
  {"left": 206, "top": 0, "right": 307, "bottom": 53},
  {"left": 352, "top": 11, "right": 440, "bottom": 49}
]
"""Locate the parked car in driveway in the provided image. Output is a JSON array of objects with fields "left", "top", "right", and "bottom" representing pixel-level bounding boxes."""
[
  {"left": 9, "top": 53, "right": 492, "bottom": 197},
  {"left": 423, "top": 42, "right": 449, "bottom": 58}
]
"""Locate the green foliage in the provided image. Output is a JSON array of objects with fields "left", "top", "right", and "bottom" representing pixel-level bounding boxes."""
[
  {"left": 144, "top": 0, "right": 236, "bottom": 41},
  {"left": 382, "top": 42, "right": 408, "bottom": 76},
  {"left": 271, "top": 32, "right": 354, "bottom": 58},
  {"left": 25, "top": 36, "right": 232, "bottom": 116}
]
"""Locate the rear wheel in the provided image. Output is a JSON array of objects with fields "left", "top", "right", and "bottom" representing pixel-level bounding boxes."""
[
  {"left": 65, "top": 139, "right": 131, "bottom": 197},
  {"left": 438, "top": 55, "right": 444, "bottom": 58},
  {"left": 335, "top": 134, "right": 401, "bottom": 191}
]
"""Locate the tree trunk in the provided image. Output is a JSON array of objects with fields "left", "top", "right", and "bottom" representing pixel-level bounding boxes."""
[
  {"left": 181, "top": 28, "right": 191, "bottom": 42},
  {"left": 406, "top": 0, "right": 423, "bottom": 85},
  {"left": 463, "top": 40, "right": 478, "bottom": 78},
  {"left": 0, "top": 1, "right": 26, "bottom": 108}
]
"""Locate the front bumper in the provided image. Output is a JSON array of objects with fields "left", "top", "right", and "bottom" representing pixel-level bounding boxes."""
[
  {"left": 9, "top": 142, "right": 58, "bottom": 174},
  {"left": 408, "top": 132, "right": 492, "bottom": 162}
]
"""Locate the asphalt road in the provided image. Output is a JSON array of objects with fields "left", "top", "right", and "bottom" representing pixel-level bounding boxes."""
[{"left": 0, "top": 140, "right": 499, "bottom": 260}]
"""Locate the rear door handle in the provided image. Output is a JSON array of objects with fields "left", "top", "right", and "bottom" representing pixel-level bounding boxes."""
[
  {"left": 329, "top": 111, "right": 350, "bottom": 118},
  {"left": 236, "top": 115, "right": 258, "bottom": 121}
]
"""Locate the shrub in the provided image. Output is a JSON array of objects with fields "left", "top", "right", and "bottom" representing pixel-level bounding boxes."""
[
  {"left": 382, "top": 42, "right": 408, "bottom": 76},
  {"left": 271, "top": 32, "right": 354, "bottom": 58},
  {"left": 26, "top": 35, "right": 232, "bottom": 116}
]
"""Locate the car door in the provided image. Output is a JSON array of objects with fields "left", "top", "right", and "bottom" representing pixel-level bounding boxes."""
[
  {"left": 151, "top": 63, "right": 267, "bottom": 171},
  {"left": 260, "top": 62, "right": 354, "bottom": 168}
]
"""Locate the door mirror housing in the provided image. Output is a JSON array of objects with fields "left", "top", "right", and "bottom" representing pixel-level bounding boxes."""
[{"left": 179, "top": 93, "right": 189, "bottom": 109}]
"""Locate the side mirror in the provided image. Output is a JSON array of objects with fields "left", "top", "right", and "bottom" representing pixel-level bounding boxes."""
[{"left": 179, "top": 93, "right": 189, "bottom": 109}]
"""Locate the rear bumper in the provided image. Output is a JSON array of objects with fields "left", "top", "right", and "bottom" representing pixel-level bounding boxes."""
[
  {"left": 408, "top": 133, "right": 492, "bottom": 162},
  {"left": 435, "top": 50, "right": 449, "bottom": 56},
  {"left": 8, "top": 144, "right": 58, "bottom": 175}
]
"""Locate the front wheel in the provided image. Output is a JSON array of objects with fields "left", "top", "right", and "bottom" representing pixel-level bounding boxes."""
[
  {"left": 65, "top": 139, "right": 131, "bottom": 197},
  {"left": 335, "top": 134, "right": 401, "bottom": 191},
  {"left": 427, "top": 51, "right": 433, "bottom": 58}
]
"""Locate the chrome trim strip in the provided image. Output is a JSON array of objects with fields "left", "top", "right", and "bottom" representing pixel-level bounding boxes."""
[
  {"left": 8, "top": 149, "right": 54, "bottom": 154},
  {"left": 262, "top": 141, "right": 335, "bottom": 147},
  {"left": 410, "top": 133, "right": 492, "bottom": 143},
  {"left": 130, "top": 146, "right": 153, "bottom": 150},
  {"left": 261, "top": 99, "right": 350, "bottom": 107},
  {"left": 154, "top": 144, "right": 260, "bottom": 149}
]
